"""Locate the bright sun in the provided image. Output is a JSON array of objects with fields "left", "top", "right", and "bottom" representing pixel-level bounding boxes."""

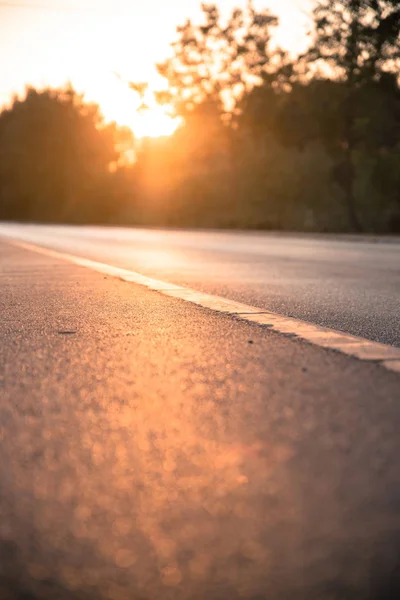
[
  {"left": 130, "top": 105, "right": 180, "bottom": 139},
  {"left": 84, "top": 74, "right": 179, "bottom": 139}
]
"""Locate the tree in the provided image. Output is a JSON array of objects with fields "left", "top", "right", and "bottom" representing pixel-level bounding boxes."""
[
  {"left": 308, "top": 0, "right": 400, "bottom": 82},
  {"left": 0, "top": 85, "right": 132, "bottom": 222},
  {"left": 307, "top": 0, "right": 400, "bottom": 230},
  {"left": 155, "top": 1, "right": 282, "bottom": 118}
]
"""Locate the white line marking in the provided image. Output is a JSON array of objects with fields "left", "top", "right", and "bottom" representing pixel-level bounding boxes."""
[
  {"left": 7, "top": 239, "right": 400, "bottom": 373},
  {"left": 383, "top": 360, "right": 400, "bottom": 374}
]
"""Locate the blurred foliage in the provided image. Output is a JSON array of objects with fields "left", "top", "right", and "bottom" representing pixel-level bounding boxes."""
[
  {"left": 1, "top": 1, "right": 400, "bottom": 232},
  {"left": 0, "top": 86, "right": 134, "bottom": 223}
]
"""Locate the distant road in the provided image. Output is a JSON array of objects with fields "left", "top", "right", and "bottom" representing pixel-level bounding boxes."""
[{"left": 1, "top": 223, "right": 399, "bottom": 346}]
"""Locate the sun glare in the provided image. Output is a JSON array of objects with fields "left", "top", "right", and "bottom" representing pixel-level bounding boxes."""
[
  {"left": 0, "top": 1, "right": 311, "bottom": 140},
  {"left": 83, "top": 74, "right": 179, "bottom": 139},
  {"left": 132, "top": 107, "right": 181, "bottom": 139}
]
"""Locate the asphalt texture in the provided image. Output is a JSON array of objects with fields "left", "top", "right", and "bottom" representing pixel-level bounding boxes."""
[
  {"left": 0, "top": 223, "right": 399, "bottom": 346},
  {"left": 1, "top": 239, "right": 400, "bottom": 600}
]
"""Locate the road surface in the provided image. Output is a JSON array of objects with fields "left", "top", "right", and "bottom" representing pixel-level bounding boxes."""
[
  {"left": 0, "top": 223, "right": 399, "bottom": 346},
  {"left": 0, "top": 225, "right": 400, "bottom": 600}
]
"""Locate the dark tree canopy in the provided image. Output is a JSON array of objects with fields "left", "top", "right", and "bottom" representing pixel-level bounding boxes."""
[
  {"left": 307, "top": 0, "right": 400, "bottom": 83},
  {"left": 0, "top": 86, "right": 133, "bottom": 222},
  {"left": 302, "top": 0, "right": 400, "bottom": 229}
]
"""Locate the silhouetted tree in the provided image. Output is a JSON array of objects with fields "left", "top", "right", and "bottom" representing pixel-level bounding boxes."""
[
  {"left": 123, "top": 1, "right": 400, "bottom": 232},
  {"left": 0, "top": 85, "right": 133, "bottom": 222},
  {"left": 155, "top": 1, "right": 284, "bottom": 118},
  {"left": 306, "top": 0, "right": 400, "bottom": 230}
]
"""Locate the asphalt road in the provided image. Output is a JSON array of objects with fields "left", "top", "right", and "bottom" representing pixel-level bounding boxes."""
[
  {"left": 0, "top": 229, "right": 400, "bottom": 600},
  {"left": 0, "top": 223, "right": 399, "bottom": 346}
]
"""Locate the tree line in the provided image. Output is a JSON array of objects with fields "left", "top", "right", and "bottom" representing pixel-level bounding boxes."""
[{"left": 1, "top": 0, "right": 400, "bottom": 232}]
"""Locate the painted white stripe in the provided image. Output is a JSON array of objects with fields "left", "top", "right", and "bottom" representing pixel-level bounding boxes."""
[
  {"left": 383, "top": 360, "right": 400, "bottom": 374},
  {"left": 7, "top": 239, "right": 400, "bottom": 373}
]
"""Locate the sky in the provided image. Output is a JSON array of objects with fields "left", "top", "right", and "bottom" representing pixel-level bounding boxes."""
[{"left": 0, "top": 0, "right": 313, "bottom": 135}]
